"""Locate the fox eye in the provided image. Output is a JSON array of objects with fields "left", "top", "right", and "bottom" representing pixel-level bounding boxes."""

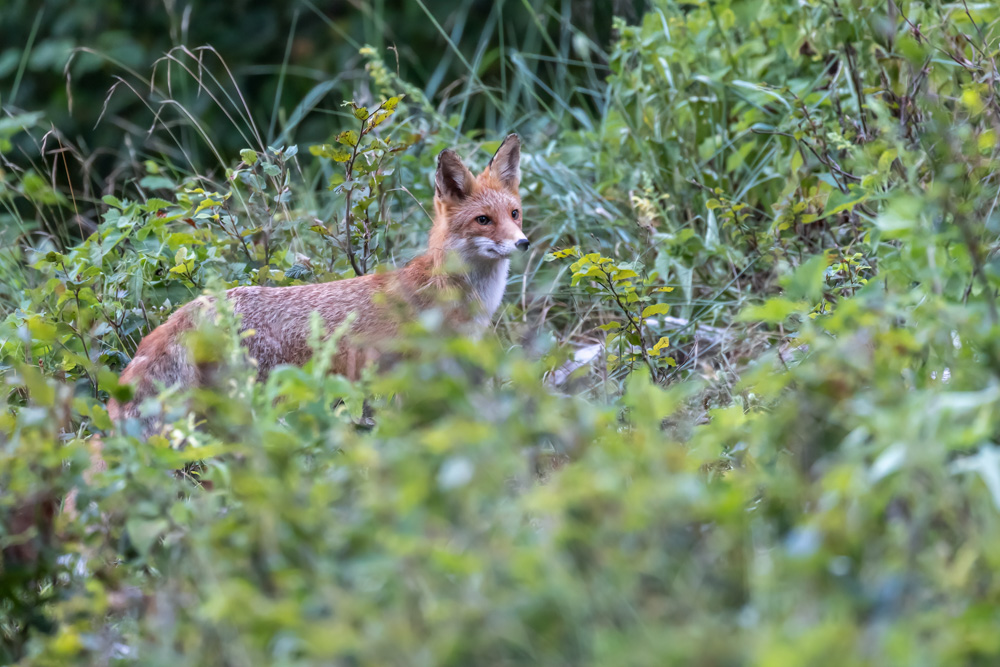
[
  {"left": 512, "top": 209, "right": 519, "bottom": 220},
  {"left": 476, "top": 215, "right": 491, "bottom": 225}
]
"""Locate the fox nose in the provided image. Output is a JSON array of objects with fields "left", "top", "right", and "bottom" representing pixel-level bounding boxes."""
[{"left": 515, "top": 238, "right": 530, "bottom": 251}]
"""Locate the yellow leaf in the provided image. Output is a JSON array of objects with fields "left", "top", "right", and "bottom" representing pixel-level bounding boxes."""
[
  {"left": 337, "top": 130, "right": 360, "bottom": 147},
  {"left": 194, "top": 197, "right": 220, "bottom": 214},
  {"left": 649, "top": 336, "right": 670, "bottom": 356},
  {"left": 979, "top": 129, "right": 996, "bottom": 152},
  {"left": 368, "top": 110, "right": 393, "bottom": 130},
  {"left": 545, "top": 246, "right": 580, "bottom": 260},
  {"left": 641, "top": 303, "right": 670, "bottom": 318},
  {"left": 962, "top": 87, "right": 985, "bottom": 116}
]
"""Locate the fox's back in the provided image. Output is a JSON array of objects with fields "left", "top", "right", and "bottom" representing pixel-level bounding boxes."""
[
  {"left": 110, "top": 272, "right": 395, "bottom": 422},
  {"left": 228, "top": 272, "right": 397, "bottom": 376}
]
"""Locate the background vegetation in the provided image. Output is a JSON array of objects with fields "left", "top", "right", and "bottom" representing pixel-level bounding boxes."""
[{"left": 3, "top": 0, "right": 1000, "bottom": 664}]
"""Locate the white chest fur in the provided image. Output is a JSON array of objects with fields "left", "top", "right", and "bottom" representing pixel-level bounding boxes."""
[{"left": 467, "top": 258, "right": 510, "bottom": 325}]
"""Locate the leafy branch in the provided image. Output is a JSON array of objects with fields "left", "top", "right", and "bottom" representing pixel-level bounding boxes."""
[
  {"left": 310, "top": 95, "right": 410, "bottom": 275},
  {"left": 547, "top": 247, "right": 675, "bottom": 381}
]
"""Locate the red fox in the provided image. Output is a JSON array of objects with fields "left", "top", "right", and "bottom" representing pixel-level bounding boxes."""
[
  {"left": 6, "top": 136, "right": 526, "bottom": 557},
  {"left": 108, "top": 134, "right": 527, "bottom": 431}
]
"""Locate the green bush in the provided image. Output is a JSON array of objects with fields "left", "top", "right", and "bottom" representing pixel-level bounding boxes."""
[{"left": 4, "top": 0, "right": 1000, "bottom": 665}]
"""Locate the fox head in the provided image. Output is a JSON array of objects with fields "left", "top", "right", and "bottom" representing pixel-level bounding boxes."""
[{"left": 430, "top": 134, "right": 527, "bottom": 262}]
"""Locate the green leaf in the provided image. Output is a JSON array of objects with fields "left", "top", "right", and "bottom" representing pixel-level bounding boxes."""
[
  {"left": 98, "top": 368, "right": 133, "bottom": 403},
  {"left": 310, "top": 143, "right": 352, "bottom": 162},
  {"left": 790, "top": 150, "right": 804, "bottom": 173},
  {"left": 782, "top": 253, "right": 829, "bottom": 303},
  {"left": 353, "top": 106, "right": 369, "bottom": 120},
  {"left": 337, "top": 130, "right": 359, "bottom": 147},
  {"left": 736, "top": 298, "right": 807, "bottom": 323},
  {"left": 572, "top": 266, "right": 607, "bottom": 284},
  {"left": 641, "top": 303, "right": 670, "bottom": 318},
  {"left": 240, "top": 149, "right": 257, "bottom": 165},
  {"left": 139, "top": 175, "right": 175, "bottom": 190},
  {"left": 125, "top": 517, "right": 169, "bottom": 557},
  {"left": 821, "top": 185, "right": 869, "bottom": 219},
  {"left": 142, "top": 198, "right": 173, "bottom": 213},
  {"left": 20, "top": 365, "right": 55, "bottom": 406}
]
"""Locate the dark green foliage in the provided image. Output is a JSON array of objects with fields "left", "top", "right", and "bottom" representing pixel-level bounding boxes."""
[
  {"left": 1, "top": 0, "right": 618, "bottom": 224},
  {"left": 4, "top": 1, "right": 1000, "bottom": 665}
]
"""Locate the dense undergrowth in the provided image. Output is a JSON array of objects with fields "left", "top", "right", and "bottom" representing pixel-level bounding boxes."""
[{"left": 3, "top": 0, "right": 1000, "bottom": 664}]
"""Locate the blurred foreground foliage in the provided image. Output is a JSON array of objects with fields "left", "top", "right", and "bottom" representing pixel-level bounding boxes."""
[{"left": 4, "top": 0, "right": 1000, "bottom": 665}]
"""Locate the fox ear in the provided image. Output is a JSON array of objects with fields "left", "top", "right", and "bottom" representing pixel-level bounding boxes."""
[
  {"left": 488, "top": 133, "right": 521, "bottom": 191},
  {"left": 435, "top": 150, "right": 475, "bottom": 202}
]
